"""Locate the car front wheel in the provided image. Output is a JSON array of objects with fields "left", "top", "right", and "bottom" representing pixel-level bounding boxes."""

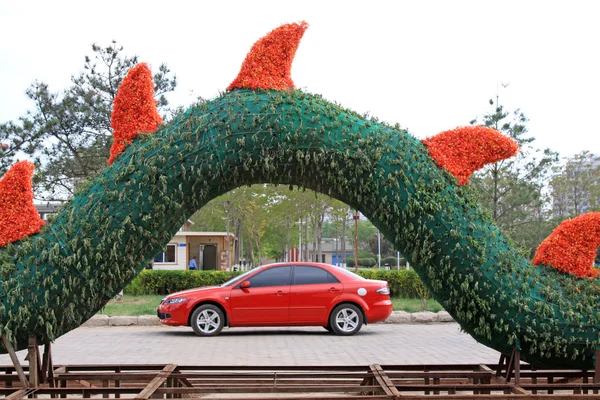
[
  {"left": 191, "top": 305, "right": 225, "bottom": 336},
  {"left": 329, "top": 304, "right": 363, "bottom": 335}
]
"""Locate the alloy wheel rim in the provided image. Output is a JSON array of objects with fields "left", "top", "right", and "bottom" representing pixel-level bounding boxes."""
[
  {"left": 335, "top": 309, "right": 359, "bottom": 332},
  {"left": 196, "top": 309, "right": 220, "bottom": 333}
]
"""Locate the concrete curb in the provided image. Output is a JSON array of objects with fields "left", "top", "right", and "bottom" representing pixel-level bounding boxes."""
[{"left": 83, "top": 311, "right": 453, "bottom": 327}]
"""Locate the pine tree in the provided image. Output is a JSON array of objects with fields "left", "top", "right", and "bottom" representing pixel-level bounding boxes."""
[
  {"left": 0, "top": 41, "right": 176, "bottom": 200},
  {"left": 470, "top": 90, "right": 558, "bottom": 256}
]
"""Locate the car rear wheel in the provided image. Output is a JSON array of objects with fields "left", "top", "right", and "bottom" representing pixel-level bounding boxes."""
[
  {"left": 329, "top": 304, "right": 363, "bottom": 335},
  {"left": 191, "top": 305, "right": 224, "bottom": 336}
]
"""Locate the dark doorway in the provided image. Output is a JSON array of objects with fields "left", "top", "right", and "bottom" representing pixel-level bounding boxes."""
[{"left": 203, "top": 245, "right": 217, "bottom": 270}]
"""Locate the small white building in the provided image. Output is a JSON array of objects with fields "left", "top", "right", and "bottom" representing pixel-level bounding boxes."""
[{"left": 150, "top": 220, "right": 236, "bottom": 271}]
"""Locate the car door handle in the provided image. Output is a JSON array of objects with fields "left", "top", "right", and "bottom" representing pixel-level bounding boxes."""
[
  {"left": 276, "top": 291, "right": 287, "bottom": 296},
  {"left": 328, "top": 287, "right": 341, "bottom": 292}
]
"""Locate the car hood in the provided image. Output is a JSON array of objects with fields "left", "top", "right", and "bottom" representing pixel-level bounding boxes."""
[{"left": 166, "top": 286, "right": 221, "bottom": 298}]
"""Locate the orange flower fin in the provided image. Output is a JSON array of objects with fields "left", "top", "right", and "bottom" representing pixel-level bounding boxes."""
[
  {"left": 108, "top": 63, "right": 162, "bottom": 165},
  {"left": 422, "top": 126, "right": 519, "bottom": 185},
  {"left": 0, "top": 161, "right": 45, "bottom": 247},
  {"left": 227, "top": 21, "right": 309, "bottom": 91},
  {"left": 533, "top": 212, "right": 600, "bottom": 278}
]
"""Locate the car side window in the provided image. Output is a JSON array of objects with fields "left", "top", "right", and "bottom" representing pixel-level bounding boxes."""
[
  {"left": 248, "top": 266, "right": 292, "bottom": 288},
  {"left": 293, "top": 266, "right": 340, "bottom": 285}
]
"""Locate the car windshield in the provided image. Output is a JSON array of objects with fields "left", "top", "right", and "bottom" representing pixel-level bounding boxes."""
[
  {"left": 336, "top": 268, "right": 367, "bottom": 280},
  {"left": 220, "top": 266, "right": 264, "bottom": 287}
]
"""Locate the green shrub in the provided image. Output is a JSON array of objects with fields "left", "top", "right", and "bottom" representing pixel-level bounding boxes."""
[
  {"left": 381, "top": 256, "right": 406, "bottom": 267},
  {"left": 123, "top": 275, "right": 147, "bottom": 296},
  {"left": 363, "top": 258, "right": 376, "bottom": 267},
  {"left": 346, "top": 258, "right": 377, "bottom": 268},
  {"left": 357, "top": 250, "right": 374, "bottom": 259},
  {"left": 356, "top": 269, "right": 431, "bottom": 299},
  {"left": 125, "top": 270, "right": 243, "bottom": 295}
]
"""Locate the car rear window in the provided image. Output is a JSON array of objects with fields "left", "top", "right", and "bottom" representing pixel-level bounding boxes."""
[
  {"left": 336, "top": 268, "right": 367, "bottom": 280},
  {"left": 293, "top": 266, "right": 340, "bottom": 285}
]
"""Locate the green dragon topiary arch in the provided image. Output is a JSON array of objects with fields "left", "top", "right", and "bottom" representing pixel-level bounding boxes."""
[{"left": 1, "top": 23, "right": 599, "bottom": 370}]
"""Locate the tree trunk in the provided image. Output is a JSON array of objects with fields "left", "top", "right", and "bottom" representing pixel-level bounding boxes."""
[
  {"left": 286, "top": 215, "right": 291, "bottom": 262},
  {"left": 255, "top": 236, "right": 261, "bottom": 265},
  {"left": 233, "top": 217, "right": 242, "bottom": 265},
  {"left": 341, "top": 211, "right": 347, "bottom": 264},
  {"left": 312, "top": 215, "right": 317, "bottom": 262},
  {"left": 316, "top": 209, "right": 325, "bottom": 263},
  {"left": 304, "top": 214, "right": 310, "bottom": 262},
  {"left": 299, "top": 216, "right": 303, "bottom": 261},
  {"left": 248, "top": 233, "right": 255, "bottom": 267}
]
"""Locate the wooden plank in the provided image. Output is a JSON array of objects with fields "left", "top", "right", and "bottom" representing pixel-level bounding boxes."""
[
  {"left": 42, "top": 342, "right": 54, "bottom": 386},
  {"left": 6, "top": 388, "right": 36, "bottom": 399},
  {"left": 596, "top": 348, "right": 600, "bottom": 384},
  {"left": 369, "top": 364, "right": 400, "bottom": 397},
  {"left": 1, "top": 335, "right": 29, "bottom": 388},
  {"left": 135, "top": 363, "right": 177, "bottom": 399},
  {"left": 52, "top": 371, "right": 372, "bottom": 380},
  {"left": 26, "top": 336, "right": 39, "bottom": 387}
]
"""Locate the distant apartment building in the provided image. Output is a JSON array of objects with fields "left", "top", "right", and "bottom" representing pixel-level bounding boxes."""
[
  {"left": 551, "top": 154, "right": 599, "bottom": 217},
  {"left": 279, "top": 237, "right": 354, "bottom": 266},
  {"left": 35, "top": 202, "right": 61, "bottom": 220}
]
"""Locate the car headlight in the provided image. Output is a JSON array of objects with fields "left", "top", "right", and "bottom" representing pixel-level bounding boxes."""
[
  {"left": 164, "top": 298, "right": 187, "bottom": 304},
  {"left": 376, "top": 287, "right": 390, "bottom": 295}
]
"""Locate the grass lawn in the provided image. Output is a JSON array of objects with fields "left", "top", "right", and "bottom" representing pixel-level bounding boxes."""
[
  {"left": 391, "top": 298, "right": 444, "bottom": 313},
  {"left": 99, "top": 295, "right": 164, "bottom": 316},
  {"left": 99, "top": 295, "right": 443, "bottom": 316}
]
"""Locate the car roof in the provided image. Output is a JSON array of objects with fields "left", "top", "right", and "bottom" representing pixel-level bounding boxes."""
[{"left": 261, "top": 262, "right": 335, "bottom": 268}]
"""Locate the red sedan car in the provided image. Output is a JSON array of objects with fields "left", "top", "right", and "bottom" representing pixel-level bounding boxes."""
[{"left": 157, "top": 262, "right": 393, "bottom": 336}]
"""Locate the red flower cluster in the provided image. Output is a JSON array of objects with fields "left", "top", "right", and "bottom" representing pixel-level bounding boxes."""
[
  {"left": 108, "top": 63, "right": 162, "bottom": 165},
  {"left": 0, "top": 161, "right": 44, "bottom": 247},
  {"left": 227, "top": 21, "right": 309, "bottom": 91},
  {"left": 422, "top": 126, "right": 519, "bottom": 185},
  {"left": 533, "top": 212, "right": 600, "bottom": 278}
]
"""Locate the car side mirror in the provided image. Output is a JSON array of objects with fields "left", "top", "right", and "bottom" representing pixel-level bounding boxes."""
[{"left": 240, "top": 281, "right": 251, "bottom": 289}]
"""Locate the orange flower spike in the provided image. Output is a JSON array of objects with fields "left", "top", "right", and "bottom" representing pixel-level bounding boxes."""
[
  {"left": 533, "top": 212, "right": 600, "bottom": 278},
  {"left": 422, "top": 126, "right": 519, "bottom": 185},
  {"left": 0, "top": 160, "right": 45, "bottom": 247},
  {"left": 108, "top": 63, "right": 162, "bottom": 165},
  {"left": 227, "top": 21, "right": 309, "bottom": 91}
]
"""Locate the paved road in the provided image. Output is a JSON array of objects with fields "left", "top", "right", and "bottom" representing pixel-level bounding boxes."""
[{"left": 0, "top": 323, "right": 501, "bottom": 366}]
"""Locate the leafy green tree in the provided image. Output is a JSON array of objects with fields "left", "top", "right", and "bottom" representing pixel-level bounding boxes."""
[
  {"left": 550, "top": 151, "right": 600, "bottom": 217},
  {"left": 0, "top": 41, "right": 177, "bottom": 200},
  {"left": 367, "top": 232, "right": 394, "bottom": 259},
  {"left": 470, "top": 91, "right": 557, "bottom": 257}
]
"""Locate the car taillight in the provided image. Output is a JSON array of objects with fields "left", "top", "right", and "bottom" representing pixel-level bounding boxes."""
[{"left": 376, "top": 286, "right": 390, "bottom": 295}]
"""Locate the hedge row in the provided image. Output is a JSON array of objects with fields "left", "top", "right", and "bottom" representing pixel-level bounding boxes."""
[
  {"left": 124, "top": 268, "right": 431, "bottom": 299},
  {"left": 346, "top": 258, "right": 376, "bottom": 268}
]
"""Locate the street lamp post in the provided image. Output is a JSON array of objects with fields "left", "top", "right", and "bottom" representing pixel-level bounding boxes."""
[
  {"left": 353, "top": 211, "right": 359, "bottom": 272},
  {"left": 334, "top": 234, "right": 338, "bottom": 267},
  {"left": 224, "top": 201, "right": 231, "bottom": 271},
  {"left": 377, "top": 230, "right": 381, "bottom": 269}
]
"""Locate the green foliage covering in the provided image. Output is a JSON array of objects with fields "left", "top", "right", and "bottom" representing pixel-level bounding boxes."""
[{"left": 1, "top": 89, "right": 599, "bottom": 369}]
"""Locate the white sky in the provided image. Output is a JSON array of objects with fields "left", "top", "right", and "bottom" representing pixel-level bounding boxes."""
[{"left": 1, "top": 0, "right": 599, "bottom": 158}]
